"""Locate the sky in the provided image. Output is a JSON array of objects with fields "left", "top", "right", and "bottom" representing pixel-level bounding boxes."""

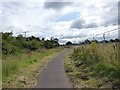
[{"left": 0, "top": 0, "right": 119, "bottom": 44}]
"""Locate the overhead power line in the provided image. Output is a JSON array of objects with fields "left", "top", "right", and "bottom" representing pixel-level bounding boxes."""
[
  {"left": 95, "top": 28, "right": 118, "bottom": 36},
  {"left": 81, "top": 28, "right": 119, "bottom": 42}
]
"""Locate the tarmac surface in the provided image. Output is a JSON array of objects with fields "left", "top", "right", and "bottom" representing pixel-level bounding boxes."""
[{"left": 36, "top": 48, "right": 73, "bottom": 88}]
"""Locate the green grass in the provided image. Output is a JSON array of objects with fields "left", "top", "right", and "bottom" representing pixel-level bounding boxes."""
[
  {"left": 0, "top": 60, "right": 2, "bottom": 89},
  {"left": 64, "top": 42, "right": 120, "bottom": 88},
  {"left": 2, "top": 47, "right": 63, "bottom": 88}
]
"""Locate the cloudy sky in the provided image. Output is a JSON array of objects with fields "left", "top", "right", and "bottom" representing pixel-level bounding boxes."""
[{"left": 1, "top": 0, "right": 119, "bottom": 44}]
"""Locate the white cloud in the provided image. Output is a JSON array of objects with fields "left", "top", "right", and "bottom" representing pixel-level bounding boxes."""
[
  {"left": 71, "top": 1, "right": 118, "bottom": 29},
  {"left": 1, "top": 1, "right": 119, "bottom": 44}
]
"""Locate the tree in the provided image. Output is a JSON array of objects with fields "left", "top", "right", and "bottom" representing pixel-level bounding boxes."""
[
  {"left": 2, "top": 32, "right": 60, "bottom": 55},
  {"left": 44, "top": 40, "right": 54, "bottom": 49},
  {"left": 115, "top": 38, "right": 119, "bottom": 42},
  {"left": 66, "top": 41, "right": 72, "bottom": 45},
  {"left": 42, "top": 38, "right": 45, "bottom": 41},
  {"left": 85, "top": 39, "right": 91, "bottom": 44},
  {"left": 2, "top": 32, "right": 12, "bottom": 39},
  {"left": 53, "top": 38, "right": 59, "bottom": 43},
  {"left": 53, "top": 38, "right": 59, "bottom": 47},
  {"left": 110, "top": 39, "right": 115, "bottom": 42}
]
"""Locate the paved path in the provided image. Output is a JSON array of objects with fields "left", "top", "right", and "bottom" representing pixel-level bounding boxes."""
[{"left": 35, "top": 48, "right": 73, "bottom": 88}]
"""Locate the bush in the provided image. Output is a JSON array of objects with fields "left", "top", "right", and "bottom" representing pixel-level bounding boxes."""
[
  {"left": 23, "top": 40, "right": 40, "bottom": 51},
  {"left": 2, "top": 42, "right": 19, "bottom": 55},
  {"left": 2, "top": 32, "right": 59, "bottom": 55}
]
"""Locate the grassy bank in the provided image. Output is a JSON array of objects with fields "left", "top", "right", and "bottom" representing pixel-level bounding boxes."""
[
  {"left": 0, "top": 59, "right": 2, "bottom": 89},
  {"left": 2, "top": 47, "right": 63, "bottom": 88},
  {"left": 64, "top": 42, "right": 120, "bottom": 89}
]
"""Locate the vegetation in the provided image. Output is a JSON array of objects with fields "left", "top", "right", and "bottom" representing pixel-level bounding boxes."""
[
  {"left": 2, "top": 32, "right": 62, "bottom": 88},
  {"left": 66, "top": 41, "right": 72, "bottom": 45},
  {"left": 2, "top": 31, "right": 120, "bottom": 88},
  {"left": 2, "top": 32, "right": 59, "bottom": 55},
  {"left": 3, "top": 48, "right": 62, "bottom": 88},
  {"left": 64, "top": 42, "right": 120, "bottom": 89}
]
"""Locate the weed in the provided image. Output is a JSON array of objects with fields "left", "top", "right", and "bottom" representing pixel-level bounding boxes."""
[{"left": 64, "top": 42, "right": 120, "bottom": 88}]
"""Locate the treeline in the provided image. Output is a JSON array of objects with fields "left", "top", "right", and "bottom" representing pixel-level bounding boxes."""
[
  {"left": 65, "top": 38, "right": 120, "bottom": 45},
  {"left": 2, "top": 32, "right": 59, "bottom": 55},
  {"left": 83, "top": 38, "right": 120, "bottom": 44}
]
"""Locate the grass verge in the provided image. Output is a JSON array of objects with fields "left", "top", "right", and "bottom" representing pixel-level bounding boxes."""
[
  {"left": 2, "top": 47, "right": 63, "bottom": 88},
  {"left": 64, "top": 43, "right": 120, "bottom": 89}
]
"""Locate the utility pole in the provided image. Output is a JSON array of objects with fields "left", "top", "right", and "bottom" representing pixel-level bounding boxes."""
[
  {"left": 93, "top": 37, "right": 95, "bottom": 41},
  {"left": 22, "top": 31, "right": 29, "bottom": 38},
  {"left": 103, "top": 33, "right": 106, "bottom": 43}
]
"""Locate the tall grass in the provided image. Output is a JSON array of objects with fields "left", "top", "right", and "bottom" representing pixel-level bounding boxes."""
[{"left": 65, "top": 42, "right": 120, "bottom": 88}]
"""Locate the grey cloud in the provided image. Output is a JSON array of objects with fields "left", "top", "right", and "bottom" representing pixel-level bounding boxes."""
[
  {"left": 103, "top": 14, "right": 118, "bottom": 26},
  {"left": 59, "top": 33, "right": 86, "bottom": 39},
  {"left": 44, "top": 2, "right": 72, "bottom": 10},
  {"left": 85, "top": 22, "right": 98, "bottom": 28},
  {"left": 70, "top": 2, "right": 118, "bottom": 29},
  {"left": 70, "top": 18, "right": 85, "bottom": 29},
  {"left": 60, "top": 35, "right": 80, "bottom": 39},
  {"left": 102, "top": 3, "right": 118, "bottom": 26},
  {"left": 70, "top": 13, "right": 117, "bottom": 29},
  {"left": 70, "top": 18, "right": 98, "bottom": 29}
]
